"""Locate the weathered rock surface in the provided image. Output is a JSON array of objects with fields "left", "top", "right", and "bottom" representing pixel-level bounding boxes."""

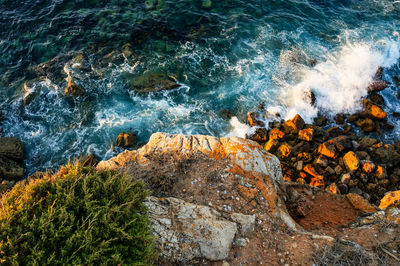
[
  {"left": 144, "top": 196, "right": 238, "bottom": 262},
  {"left": 97, "top": 132, "right": 400, "bottom": 264},
  {"left": 99, "top": 133, "right": 283, "bottom": 187},
  {"left": 126, "top": 73, "right": 180, "bottom": 93},
  {"left": 0, "top": 137, "right": 25, "bottom": 181},
  {"left": 0, "top": 137, "right": 24, "bottom": 160},
  {"left": 65, "top": 80, "right": 85, "bottom": 96},
  {"left": 115, "top": 132, "right": 136, "bottom": 147}
]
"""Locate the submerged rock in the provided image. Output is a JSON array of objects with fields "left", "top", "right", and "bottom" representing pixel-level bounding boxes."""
[
  {"left": 65, "top": 80, "right": 85, "bottom": 96},
  {"left": 0, "top": 137, "right": 24, "bottom": 160},
  {"left": 126, "top": 73, "right": 180, "bottom": 93},
  {"left": 115, "top": 132, "right": 136, "bottom": 147}
]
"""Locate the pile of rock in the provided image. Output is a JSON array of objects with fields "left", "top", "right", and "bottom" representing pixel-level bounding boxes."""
[
  {"left": 0, "top": 137, "right": 24, "bottom": 193},
  {"left": 246, "top": 113, "right": 400, "bottom": 204}
]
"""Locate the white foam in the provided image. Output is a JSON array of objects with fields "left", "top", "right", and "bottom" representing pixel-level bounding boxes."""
[
  {"left": 280, "top": 39, "right": 400, "bottom": 122},
  {"left": 227, "top": 116, "right": 255, "bottom": 138}
]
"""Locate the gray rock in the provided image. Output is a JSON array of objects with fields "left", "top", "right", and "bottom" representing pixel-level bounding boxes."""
[
  {"left": 126, "top": 73, "right": 180, "bottom": 93},
  {"left": 231, "top": 213, "right": 255, "bottom": 237},
  {"left": 144, "top": 196, "right": 237, "bottom": 262}
]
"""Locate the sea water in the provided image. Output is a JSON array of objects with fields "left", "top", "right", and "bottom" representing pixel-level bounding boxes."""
[{"left": 0, "top": 0, "right": 399, "bottom": 174}]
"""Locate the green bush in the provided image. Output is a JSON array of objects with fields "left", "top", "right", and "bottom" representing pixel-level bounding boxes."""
[{"left": 0, "top": 163, "right": 156, "bottom": 265}]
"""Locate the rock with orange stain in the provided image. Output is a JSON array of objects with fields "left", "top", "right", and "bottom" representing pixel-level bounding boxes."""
[
  {"left": 362, "top": 99, "right": 387, "bottom": 119},
  {"left": 386, "top": 208, "right": 400, "bottom": 224},
  {"left": 298, "top": 128, "right": 313, "bottom": 141},
  {"left": 98, "top": 133, "right": 283, "bottom": 186},
  {"left": 379, "top": 191, "right": 400, "bottom": 210},
  {"left": 283, "top": 114, "right": 305, "bottom": 133},
  {"left": 317, "top": 142, "right": 337, "bottom": 159},
  {"left": 343, "top": 151, "right": 359, "bottom": 171},
  {"left": 277, "top": 143, "right": 292, "bottom": 159},
  {"left": 361, "top": 160, "right": 376, "bottom": 174},
  {"left": 296, "top": 177, "right": 306, "bottom": 184},
  {"left": 310, "top": 177, "right": 324, "bottom": 187},
  {"left": 237, "top": 184, "right": 258, "bottom": 199},
  {"left": 303, "top": 164, "right": 324, "bottom": 180},
  {"left": 247, "top": 112, "right": 264, "bottom": 127},
  {"left": 264, "top": 138, "right": 280, "bottom": 153},
  {"left": 269, "top": 128, "right": 285, "bottom": 140},
  {"left": 346, "top": 193, "right": 377, "bottom": 213},
  {"left": 65, "top": 79, "right": 85, "bottom": 96},
  {"left": 326, "top": 183, "right": 338, "bottom": 194},
  {"left": 374, "top": 165, "right": 387, "bottom": 179}
]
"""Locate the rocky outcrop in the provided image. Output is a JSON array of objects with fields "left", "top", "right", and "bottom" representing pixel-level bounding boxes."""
[
  {"left": 98, "top": 133, "right": 283, "bottom": 187},
  {"left": 126, "top": 73, "right": 180, "bottom": 93},
  {"left": 94, "top": 131, "right": 400, "bottom": 264},
  {"left": 115, "top": 132, "right": 136, "bottom": 147},
  {"left": 144, "top": 196, "right": 238, "bottom": 262},
  {"left": 65, "top": 80, "right": 85, "bottom": 96},
  {"left": 0, "top": 137, "right": 24, "bottom": 181}
]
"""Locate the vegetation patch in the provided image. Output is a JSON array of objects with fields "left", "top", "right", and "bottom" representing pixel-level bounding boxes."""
[{"left": 0, "top": 163, "right": 155, "bottom": 265}]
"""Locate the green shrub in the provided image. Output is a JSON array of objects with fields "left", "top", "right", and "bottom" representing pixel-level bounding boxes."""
[{"left": 0, "top": 163, "right": 156, "bottom": 265}]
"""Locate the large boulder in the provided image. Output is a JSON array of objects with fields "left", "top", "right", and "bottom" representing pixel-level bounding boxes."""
[
  {"left": 126, "top": 73, "right": 180, "bottom": 93},
  {"left": 144, "top": 196, "right": 238, "bottom": 262},
  {"left": 0, "top": 137, "right": 24, "bottom": 160},
  {"left": 0, "top": 156, "right": 24, "bottom": 180}
]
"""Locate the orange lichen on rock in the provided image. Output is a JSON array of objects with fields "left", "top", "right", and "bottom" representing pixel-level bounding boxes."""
[
  {"left": 346, "top": 193, "right": 377, "bottom": 213},
  {"left": 303, "top": 164, "right": 324, "bottom": 180},
  {"left": 379, "top": 191, "right": 400, "bottom": 210},
  {"left": 374, "top": 165, "right": 386, "bottom": 179},
  {"left": 277, "top": 143, "right": 292, "bottom": 159},
  {"left": 298, "top": 128, "right": 313, "bottom": 141},
  {"left": 361, "top": 160, "right": 376, "bottom": 174},
  {"left": 343, "top": 151, "right": 359, "bottom": 171},
  {"left": 309, "top": 177, "right": 324, "bottom": 187},
  {"left": 326, "top": 183, "right": 338, "bottom": 194},
  {"left": 237, "top": 184, "right": 258, "bottom": 199},
  {"left": 283, "top": 114, "right": 305, "bottom": 133},
  {"left": 363, "top": 99, "right": 387, "bottom": 119},
  {"left": 269, "top": 128, "right": 285, "bottom": 140},
  {"left": 317, "top": 142, "right": 337, "bottom": 159},
  {"left": 247, "top": 112, "right": 258, "bottom": 126},
  {"left": 296, "top": 178, "right": 306, "bottom": 184},
  {"left": 264, "top": 139, "right": 279, "bottom": 153}
]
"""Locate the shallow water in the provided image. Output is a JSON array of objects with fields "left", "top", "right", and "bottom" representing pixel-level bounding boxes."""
[{"left": 1, "top": 0, "right": 399, "bottom": 174}]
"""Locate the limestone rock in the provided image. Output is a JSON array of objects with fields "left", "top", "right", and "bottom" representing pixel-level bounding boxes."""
[
  {"left": 144, "top": 196, "right": 237, "bottom": 262},
  {"left": 115, "top": 132, "right": 136, "bottom": 147},
  {"left": 0, "top": 137, "right": 24, "bottom": 160},
  {"left": 230, "top": 213, "right": 255, "bottom": 237},
  {"left": 98, "top": 133, "right": 283, "bottom": 187},
  {"left": 126, "top": 73, "right": 180, "bottom": 93}
]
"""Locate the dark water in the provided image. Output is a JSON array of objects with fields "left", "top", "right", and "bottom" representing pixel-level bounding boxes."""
[{"left": 1, "top": 0, "right": 400, "bottom": 174}]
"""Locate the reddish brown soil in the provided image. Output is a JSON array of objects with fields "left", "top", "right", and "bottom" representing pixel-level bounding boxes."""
[{"left": 286, "top": 185, "right": 358, "bottom": 230}]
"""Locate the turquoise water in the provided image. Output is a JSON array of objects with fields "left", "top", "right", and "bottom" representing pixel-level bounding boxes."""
[{"left": 1, "top": 0, "right": 400, "bottom": 174}]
